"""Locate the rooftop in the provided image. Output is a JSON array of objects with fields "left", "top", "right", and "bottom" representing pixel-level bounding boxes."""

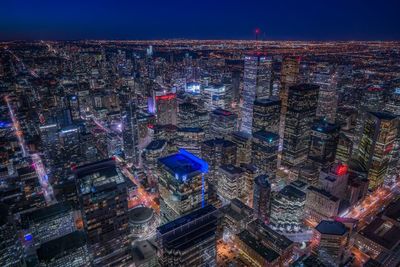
[
  {"left": 129, "top": 206, "right": 154, "bottom": 224},
  {"left": 158, "top": 149, "right": 208, "bottom": 180},
  {"left": 37, "top": 231, "right": 86, "bottom": 262},
  {"left": 359, "top": 217, "right": 400, "bottom": 250},
  {"left": 145, "top": 139, "right": 167, "bottom": 151},
  {"left": 308, "top": 186, "right": 339, "bottom": 202},
  {"left": 369, "top": 111, "right": 397, "bottom": 121},
  {"left": 157, "top": 205, "right": 217, "bottom": 235},
  {"left": 254, "top": 97, "right": 281, "bottom": 107},
  {"left": 280, "top": 185, "right": 306, "bottom": 200},
  {"left": 315, "top": 220, "right": 348, "bottom": 236},
  {"left": 203, "top": 138, "right": 236, "bottom": 148},
  {"left": 237, "top": 230, "right": 280, "bottom": 263},
  {"left": 383, "top": 199, "right": 400, "bottom": 225},
  {"left": 212, "top": 108, "right": 236, "bottom": 117},
  {"left": 253, "top": 130, "right": 279, "bottom": 143}
]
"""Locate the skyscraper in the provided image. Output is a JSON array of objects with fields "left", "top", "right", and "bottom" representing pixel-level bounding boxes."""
[
  {"left": 252, "top": 175, "right": 272, "bottom": 223},
  {"left": 252, "top": 130, "right": 279, "bottom": 175},
  {"left": 252, "top": 97, "right": 281, "bottom": 134},
  {"left": 308, "top": 119, "right": 340, "bottom": 167},
  {"left": 240, "top": 55, "right": 273, "bottom": 134},
  {"left": 209, "top": 108, "right": 238, "bottom": 139},
  {"left": 281, "top": 84, "right": 319, "bottom": 169},
  {"left": 157, "top": 205, "right": 218, "bottom": 267},
  {"left": 122, "top": 98, "right": 140, "bottom": 166},
  {"left": 270, "top": 184, "right": 306, "bottom": 232},
  {"left": 158, "top": 149, "right": 208, "bottom": 222},
  {"left": 74, "top": 159, "right": 131, "bottom": 266},
  {"left": 313, "top": 64, "right": 338, "bottom": 123},
  {"left": 357, "top": 111, "right": 398, "bottom": 190}
]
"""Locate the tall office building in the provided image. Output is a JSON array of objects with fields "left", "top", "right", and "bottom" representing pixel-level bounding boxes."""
[
  {"left": 240, "top": 55, "right": 273, "bottom": 134},
  {"left": 157, "top": 205, "right": 218, "bottom": 267},
  {"left": 358, "top": 111, "right": 398, "bottom": 190},
  {"left": 335, "top": 133, "right": 354, "bottom": 164},
  {"left": 158, "top": 149, "right": 208, "bottom": 222},
  {"left": 281, "top": 84, "right": 319, "bottom": 169},
  {"left": 279, "top": 57, "right": 299, "bottom": 149},
  {"left": 252, "top": 97, "right": 281, "bottom": 134},
  {"left": 314, "top": 220, "right": 349, "bottom": 266},
  {"left": 151, "top": 91, "right": 178, "bottom": 125},
  {"left": 308, "top": 119, "right": 340, "bottom": 167},
  {"left": 202, "top": 83, "right": 231, "bottom": 111},
  {"left": 270, "top": 184, "right": 306, "bottom": 232},
  {"left": 319, "top": 163, "right": 349, "bottom": 200},
  {"left": 313, "top": 64, "right": 338, "bottom": 123},
  {"left": 201, "top": 138, "right": 237, "bottom": 186},
  {"left": 252, "top": 130, "right": 279, "bottom": 175},
  {"left": 122, "top": 98, "right": 140, "bottom": 166},
  {"left": 209, "top": 108, "right": 238, "bottom": 139},
  {"left": 305, "top": 186, "right": 340, "bottom": 224},
  {"left": 217, "top": 164, "right": 245, "bottom": 202},
  {"left": 253, "top": 175, "right": 272, "bottom": 223},
  {"left": 230, "top": 131, "right": 252, "bottom": 166},
  {"left": 75, "top": 159, "right": 131, "bottom": 266}
]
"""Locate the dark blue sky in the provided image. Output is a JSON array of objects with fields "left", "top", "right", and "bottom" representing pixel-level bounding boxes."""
[{"left": 1, "top": 0, "right": 399, "bottom": 40}]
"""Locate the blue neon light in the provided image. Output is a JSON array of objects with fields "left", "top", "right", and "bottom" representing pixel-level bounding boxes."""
[
  {"left": 24, "top": 234, "right": 33, "bottom": 241},
  {"left": 178, "top": 148, "right": 209, "bottom": 173}
]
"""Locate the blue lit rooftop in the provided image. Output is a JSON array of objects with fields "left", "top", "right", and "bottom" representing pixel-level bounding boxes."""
[{"left": 158, "top": 149, "right": 208, "bottom": 181}]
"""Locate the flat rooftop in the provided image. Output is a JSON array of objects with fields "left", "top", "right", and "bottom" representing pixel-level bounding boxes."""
[
  {"left": 315, "top": 220, "right": 348, "bottom": 236},
  {"left": 383, "top": 198, "right": 400, "bottom": 225},
  {"left": 253, "top": 130, "right": 279, "bottom": 143},
  {"left": 237, "top": 230, "right": 280, "bottom": 263},
  {"left": 158, "top": 149, "right": 208, "bottom": 179},
  {"left": 359, "top": 217, "right": 400, "bottom": 250}
]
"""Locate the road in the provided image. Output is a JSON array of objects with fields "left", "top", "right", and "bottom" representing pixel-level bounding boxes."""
[
  {"left": 341, "top": 180, "right": 400, "bottom": 229},
  {"left": 5, "top": 95, "right": 56, "bottom": 204}
]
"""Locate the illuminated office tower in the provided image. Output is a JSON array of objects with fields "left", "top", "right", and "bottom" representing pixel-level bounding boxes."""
[
  {"left": 176, "top": 127, "right": 205, "bottom": 156},
  {"left": 217, "top": 164, "right": 245, "bottom": 202},
  {"left": 308, "top": 120, "right": 340, "bottom": 167},
  {"left": 209, "top": 108, "right": 238, "bottom": 139},
  {"left": 253, "top": 175, "right": 272, "bottom": 223},
  {"left": 0, "top": 204, "right": 24, "bottom": 267},
  {"left": 358, "top": 111, "right": 398, "bottom": 190},
  {"left": 67, "top": 95, "right": 80, "bottom": 122},
  {"left": 270, "top": 184, "right": 306, "bottom": 232},
  {"left": 158, "top": 149, "right": 208, "bottom": 222},
  {"left": 313, "top": 65, "right": 338, "bottom": 123},
  {"left": 151, "top": 91, "right": 177, "bottom": 125},
  {"left": 279, "top": 57, "right": 299, "bottom": 129},
  {"left": 252, "top": 97, "right": 281, "bottom": 134},
  {"left": 202, "top": 83, "right": 231, "bottom": 111},
  {"left": 75, "top": 159, "right": 131, "bottom": 266},
  {"left": 157, "top": 205, "right": 218, "bottom": 267},
  {"left": 201, "top": 138, "right": 237, "bottom": 187},
  {"left": 240, "top": 55, "right": 273, "bottom": 134},
  {"left": 319, "top": 163, "right": 349, "bottom": 200},
  {"left": 314, "top": 220, "right": 349, "bottom": 266},
  {"left": 305, "top": 186, "right": 340, "bottom": 224},
  {"left": 252, "top": 130, "right": 279, "bottom": 175},
  {"left": 241, "top": 164, "right": 258, "bottom": 206},
  {"left": 230, "top": 131, "right": 252, "bottom": 166},
  {"left": 122, "top": 98, "right": 140, "bottom": 166},
  {"left": 354, "top": 86, "right": 386, "bottom": 149},
  {"left": 281, "top": 84, "right": 319, "bottom": 169},
  {"left": 335, "top": 133, "right": 354, "bottom": 164},
  {"left": 36, "top": 231, "right": 90, "bottom": 267},
  {"left": 178, "top": 102, "right": 202, "bottom": 128}
]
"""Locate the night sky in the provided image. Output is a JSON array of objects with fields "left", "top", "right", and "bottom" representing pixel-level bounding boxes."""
[{"left": 1, "top": 0, "right": 400, "bottom": 40}]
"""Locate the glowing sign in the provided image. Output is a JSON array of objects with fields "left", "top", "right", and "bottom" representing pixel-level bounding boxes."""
[{"left": 156, "top": 93, "right": 176, "bottom": 101}]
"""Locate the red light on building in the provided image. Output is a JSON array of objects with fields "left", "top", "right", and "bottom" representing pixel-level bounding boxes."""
[
  {"left": 147, "top": 124, "right": 154, "bottom": 129},
  {"left": 385, "top": 144, "right": 393, "bottom": 154},
  {"left": 336, "top": 164, "right": 348, "bottom": 176},
  {"left": 71, "top": 164, "right": 77, "bottom": 171},
  {"left": 155, "top": 93, "right": 176, "bottom": 101}
]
